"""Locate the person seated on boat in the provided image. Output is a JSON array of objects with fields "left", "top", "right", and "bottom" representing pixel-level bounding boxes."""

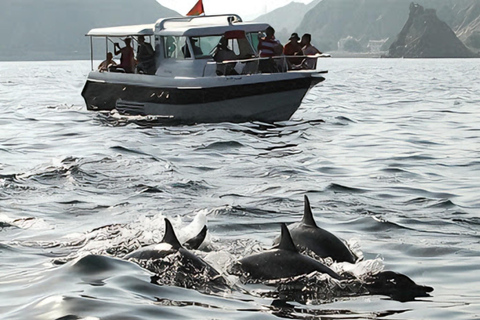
[
  {"left": 283, "top": 33, "right": 303, "bottom": 68},
  {"left": 213, "top": 37, "right": 238, "bottom": 76},
  {"left": 136, "top": 35, "right": 155, "bottom": 74},
  {"left": 110, "top": 38, "right": 135, "bottom": 73},
  {"left": 97, "top": 52, "right": 117, "bottom": 72},
  {"left": 300, "top": 33, "right": 322, "bottom": 70},
  {"left": 257, "top": 27, "right": 283, "bottom": 73},
  {"left": 182, "top": 38, "right": 203, "bottom": 59}
]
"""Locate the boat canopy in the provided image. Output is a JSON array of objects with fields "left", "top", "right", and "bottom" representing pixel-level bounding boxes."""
[
  {"left": 154, "top": 15, "right": 269, "bottom": 37},
  {"left": 85, "top": 15, "right": 269, "bottom": 38},
  {"left": 156, "top": 23, "right": 270, "bottom": 37},
  {"left": 86, "top": 24, "right": 154, "bottom": 37}
]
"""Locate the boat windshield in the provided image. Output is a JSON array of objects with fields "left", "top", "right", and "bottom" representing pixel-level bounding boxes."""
[
  {"left": 162, "top": 35, "right": 220, "bottom": 59},
  {"left": 190, "top": 36, "right": 222, "bottom": 59},
  {"left": 163, "top": 36, "right": 188, "bottom": 59},
  {"left": 246, "top": 32, "right": 261, "bottom": 54},
  {"left": 162, "top": 32, "right": 256, "bottom": 60}
]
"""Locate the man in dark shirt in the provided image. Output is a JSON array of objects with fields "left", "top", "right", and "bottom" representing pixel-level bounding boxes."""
[
  {"left": 283, "top": 33, "right": 303, "bottom": 67},
  {"left": 137, "top": 35, "right": 155, "bottom": 74}
]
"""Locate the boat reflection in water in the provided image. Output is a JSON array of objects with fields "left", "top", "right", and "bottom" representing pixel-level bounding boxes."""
[{"left": 81, "top": 15, "right": 327, "bottom": 124}]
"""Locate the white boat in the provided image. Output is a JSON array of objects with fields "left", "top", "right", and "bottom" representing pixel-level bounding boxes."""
[{"left": 81, "top": 14, "right": 327, "bottom": 124}]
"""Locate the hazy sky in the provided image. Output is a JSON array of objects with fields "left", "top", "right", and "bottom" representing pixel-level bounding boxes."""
[{"left": 157, "top": 0, "right": 314, "bottom": 20}]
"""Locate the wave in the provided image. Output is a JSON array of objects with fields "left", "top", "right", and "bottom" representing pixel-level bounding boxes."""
[
  {"left": 169, "top": 179, "right": 212, "bottom": 192},
  {"left": 403, "top": 197, "right": 457, "bottom": 208},
  {"left": 135, "top": 184, "right": 164, "bottom": 194},
  {"left": 326, "top": 183, "right": 369, "bottom": 194},
  {"left": 195, "top": 141, "right": 245, "bottom": 151}
]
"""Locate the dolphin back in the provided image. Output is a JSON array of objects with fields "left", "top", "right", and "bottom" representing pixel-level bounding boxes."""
[
  {"left": 275, "top": 196, "right": 357, "bottom": 263},
  {"left": 232, "top": 223, "right": 341, "bottom": 281},
  {"left": 289, "top": 226, "right": 357, "bottom": 263}
]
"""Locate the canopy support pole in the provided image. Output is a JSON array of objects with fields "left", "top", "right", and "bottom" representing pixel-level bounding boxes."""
[{"left": 90, "top": 36, "right": 94, "bottom": 70}]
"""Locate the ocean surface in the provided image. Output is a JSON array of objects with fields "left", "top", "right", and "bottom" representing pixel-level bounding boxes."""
[{"left": 0, "top": 58, "right": 479, "bottom": 319}]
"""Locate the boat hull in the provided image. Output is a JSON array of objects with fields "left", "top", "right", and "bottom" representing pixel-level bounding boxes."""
[{"left": 81, "top": 72, "right": 324, "bottom": 124}]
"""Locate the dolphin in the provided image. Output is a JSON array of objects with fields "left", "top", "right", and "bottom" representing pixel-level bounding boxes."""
[
  {"left": 273, "top": 195, "right": 357, "bottom": 263},
  {"left": 230, "top": 223, "right": 341, "bottom": 281},
  {"left": 364, "top": 271, "right": 434, "bottom": 302},
  {"left": 125, "top": 218, "right": 225, "bottom": 288}
]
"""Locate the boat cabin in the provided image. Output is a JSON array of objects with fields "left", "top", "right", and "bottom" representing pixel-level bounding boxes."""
[{"left": 86, "top": 14, "right": 321, "bottom": 78}]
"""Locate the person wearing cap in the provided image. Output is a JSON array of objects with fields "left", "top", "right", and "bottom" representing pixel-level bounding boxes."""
[
  {"left": 283, "top": 32, "right": 303, "bottom": 67},
  {"left": 112, "top": 38, "right": 135, "bottom": 73}
]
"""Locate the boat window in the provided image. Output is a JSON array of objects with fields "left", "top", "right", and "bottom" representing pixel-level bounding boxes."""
[
  {"left": 162, "top": 34, "right": 257, "bottom": 60},
  {"left": 246, "top": 32, "right": 261, "bottom": 55},
  {"left": 228, "top": 37, "right": 255, "bottom": 59},
  {"left": 190, "top": 36, "right": 222, "bottom": 59},
  {"left": 163, "top": 36, "right": 189, "bottom": 59},
  {"left": 189, "top": 34, "right": 256, "bottom": 60}
]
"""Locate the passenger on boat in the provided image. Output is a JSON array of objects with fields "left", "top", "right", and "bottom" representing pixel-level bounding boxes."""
[
  {"left": 213, "top": 37, "right": 238, "bottom": 76},
  {"left": 97, "top": 52, "right": 117, "bottom": 72},
  {"left": 258, "top": 26, "right": 282, "bottom": 58},
  {"left": 300, "top": 33, "right": 322, "bottom": 70},
  {"left": 283, "top": 33, "right": 303, "bottom": 68},
  {"left": 111, "top": 38, "right": 135, "bottom": 73},
  {"left": 257, "top": 27, "right": 283, "bottom": 73},
  {"left": 182, "top": 38, "right": 203, "bottom": 58},
  {"left": 136, "top": 35, "right": 155, "bottom": 74}
]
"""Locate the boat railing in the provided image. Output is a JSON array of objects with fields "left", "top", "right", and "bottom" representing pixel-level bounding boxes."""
[{"left": 203, "top": 54, "right": 328, "bottom": 77}]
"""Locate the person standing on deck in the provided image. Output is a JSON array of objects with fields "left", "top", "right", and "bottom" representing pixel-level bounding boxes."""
[
  {"left": 136, "top": 35, "right": 155, "bottom": 74},
  {"left": 257, "top": 26, "right": 283, "bottom": 72},
  {"left": 112, "top": 38, "right": 135, "bottom": 73},
  {"left": 258, "top": 26, "right": 282, "bottom": 58}
]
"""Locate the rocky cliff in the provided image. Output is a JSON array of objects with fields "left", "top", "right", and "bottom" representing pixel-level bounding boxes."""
[
  {"left": 431, "top": 0, "right": 480, "bottom": 45},
  {"left": 0, "top": 0, "right": 180, "bottom": 61},
  {"left": 388, "top": 3, "right": 476, "bottom": 58},
  {"left": 295, "top": 0, "right": 480, "bottom": 53}
]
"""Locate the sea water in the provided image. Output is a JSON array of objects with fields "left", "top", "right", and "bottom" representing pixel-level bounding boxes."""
[{"left": 0, "top": 59, "right": 479, "bottom": 319}]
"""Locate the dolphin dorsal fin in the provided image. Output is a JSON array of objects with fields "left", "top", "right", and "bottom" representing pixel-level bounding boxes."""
[
  {"left": 302, "top": 195, "right": 318, "bottom": 227},
  {"left": 278, "top": 223, "right": 298, "bottom": 252},
  {"left": 184, "top": 225, "right": 207, "bottom": 250},
  {"left": 162, "top": 218, "right": 182, "bottom": 249}
]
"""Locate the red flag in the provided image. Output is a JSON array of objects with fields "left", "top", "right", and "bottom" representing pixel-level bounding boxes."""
[{"left": 186, "top": 0, "right": 205, "bottom": 16}]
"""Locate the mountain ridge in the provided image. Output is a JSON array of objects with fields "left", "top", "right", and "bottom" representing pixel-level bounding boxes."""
[
  {"left": 253, "top": 0, "right": 322, "bottom": 43},
  {"left": 0, "top": 0, "right": 180, "bottom": 61},
  {"left": 293, "top": 0, "right": 480, "bottom": 54}
]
